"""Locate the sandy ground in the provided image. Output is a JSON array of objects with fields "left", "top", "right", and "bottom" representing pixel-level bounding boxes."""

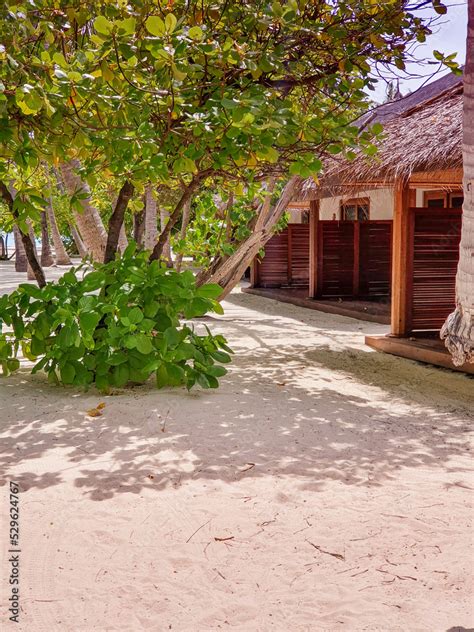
[{"left": 0, "top": 262, "right": 473, "bottom": 632}]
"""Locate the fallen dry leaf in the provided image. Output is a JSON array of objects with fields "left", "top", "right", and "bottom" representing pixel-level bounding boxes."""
[{"left": 87, "top": 408, "right": 103, "bottom": 418}]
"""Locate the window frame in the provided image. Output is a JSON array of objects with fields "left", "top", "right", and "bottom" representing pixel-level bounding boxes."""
[{"left": 340, "top": 197, "right": 370, "bottom": 221}]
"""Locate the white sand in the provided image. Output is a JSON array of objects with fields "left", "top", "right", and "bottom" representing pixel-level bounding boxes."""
[{"left": 0, "top": 264, "right": 473, "bottom": 631}]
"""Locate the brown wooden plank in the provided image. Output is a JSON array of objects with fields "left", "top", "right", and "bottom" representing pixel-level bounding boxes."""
[{"left": 353, "top": 221, "right": 360, "bottom": 297}]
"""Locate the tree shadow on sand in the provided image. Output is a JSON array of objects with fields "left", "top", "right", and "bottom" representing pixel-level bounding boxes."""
[{"left": 0, "top": 324, "right": 472, "bottom": 501}]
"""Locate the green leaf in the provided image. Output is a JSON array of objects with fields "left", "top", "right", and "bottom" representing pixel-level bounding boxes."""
[
  {"left": 128, "top": 306, "right": 144, "bottom": 324},
  {"left": 164, "top": 327, "right": 180, "bottom": 347},
  {"left": 146, "top": 16, "right": 166, "bottom": 36},
  {"left": 118, "top": 17, "right": 136, "bottom": 34},
  {"left": 135, "top": 333, "right": 153, "bottom": 355},
  {"left": 211, "top": 350, "right": 232, "bottom": 364},
  {"left": 165, "top": 13, "right": 177, "bottom": 33},
  {"left": 79, "top": 311, "right": 101, "bottom": 334},
  {"left": 188, "top": 26, "right": 203, "bottom": 40},
  {"left": 156, "top": 363, "right": 168, "bottom": 388},
  {"left": 113, "top": 363, "right": 129, "bottom": 387},
  {"left": 94, "top": 16, "right": 113, "bottom": 36},
  {"left": 82, "top": 271, "right": 106, "bottom": 292},
  {"left": 60, "top": 364, "right": 76, "bottom": 385},
  {"left": 196, "top": 284, "right": 222, "bottom": 299}
]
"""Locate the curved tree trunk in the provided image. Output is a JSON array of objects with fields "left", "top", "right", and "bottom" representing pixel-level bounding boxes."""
[
  {"left": 144, "top": 184, "right": 158, "bottom": 251},
  {"left": 441, "top": 8, "right": 474, "bottom": 365},
  {"left": 13, "top": 225, "right": 27, "bottom": 273},
  {"left": 70, "top": 223, "right": 87, "bottom": 258},
  {"left": 40, "top": 211, "right": 54, "bottom": 267},
  {"left": 198, "top": 177, "right": 297, "bottom": 298},
  {"left": 46, "top": 177, "right": 72, "bottom": 265},
  {"left": 1, "top": 182, "right": 45, "bottom": 286},
  {"left": 60, "top": 161, "right": 107, "bottom": 261}
]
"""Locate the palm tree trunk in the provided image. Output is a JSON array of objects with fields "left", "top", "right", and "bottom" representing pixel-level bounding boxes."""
[
  {"left": 175, "top": 198, "right": 192, "bottom": 272},
  {"left": 441, "top": 6, "right": 474, "bottom": 365},
  {"left": 13, "top": 225, "right": 27, "bottom": 272},
  {"left": 160, "top": 206, "right": 172, "bottom": 265},
  {"left": 133, "top": 208, "right": 145, "bottom": 246},
  {"left": 60, "top": 161, "right": 107, "bottom": 261},
  {"left": 70, "top": 223, "right": 87, "bottom": 258},
  {"left": 46, "top": 174, "right": 72, "bottom": 265},
  {"left": 40, "top": 211, "right": 54, "bottom": 267},
  {"left": 144, "top": 184, "right": 158, "bottom": 251}
]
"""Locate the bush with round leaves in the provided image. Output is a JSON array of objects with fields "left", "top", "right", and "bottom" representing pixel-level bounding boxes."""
[{"left": 0, "top": 243, "right": 232, "bottom": 391}]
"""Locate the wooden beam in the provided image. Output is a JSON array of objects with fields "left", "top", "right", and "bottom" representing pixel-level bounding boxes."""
[
  {"left": 390, "top": 181, "right": 411, "bottom": 336},
  {"left": 309, "top": 200, "right": 319, "bottom": 298},
  {"left": 409, "top": 168, "right": 463, "bottom": 186}
]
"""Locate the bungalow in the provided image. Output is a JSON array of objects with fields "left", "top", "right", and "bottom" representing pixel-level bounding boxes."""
[{"left": 247, "top": 72, "right": 472, "bottom": 373}]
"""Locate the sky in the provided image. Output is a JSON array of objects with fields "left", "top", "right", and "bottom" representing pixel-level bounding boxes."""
[{"left": 371, "top": 1, "right": 467, "bottom": 102}]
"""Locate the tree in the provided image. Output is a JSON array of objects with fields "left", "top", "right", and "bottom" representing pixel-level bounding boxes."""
[
  {"left": 0, "top": 0, "right": 435, "bottom": 286},
  {"left": 441, "top": 1, "right": 474, "bottom": 365},
  {"left": 40, "top": 211, "right": 54, "bottom": 267}
]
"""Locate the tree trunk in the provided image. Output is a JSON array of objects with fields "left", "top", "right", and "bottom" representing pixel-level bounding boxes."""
[
  {"left": 104, "top": 180, "right": 134, "bottom": 263},
  {"left": 70, "top": 223, "right": 87, "bottom": 258},
  {"left": 133, "top": 209, "right": 145, "bottom": 246},
  {"left": 144, "top": 184, "right": 158, "bottom": 251},
  {"left": 46, "top": 174, "right": 72, "bottom": 265},
  {"left": 118, "top": 224, "right": 129, "bottom": 253},
  {"left": 149, "top": 179, "right": 200, "bottom": 261},
  {"left": 199, "top": 177, "right": 297, "bottom": 298},
  {"left": 0, "top": 182, "right": 46, "bottom": 286},
  {"left": 60, "top": 161, "right": 107, "bottom": 261},
  {"left": 441, "top": 7, "right": 474, "bottom": 365},
  {"left": 160, "top": 206, "right": 172, "bottom": 265},
  {"left": 175, "top": 198, "right": 192, "bottom": 272},
  {"left": 40, "top": 211, "right": 54, "bottom": 267},
  {"left": 13, "top": 225, "right": 27, "bottom": 272}
]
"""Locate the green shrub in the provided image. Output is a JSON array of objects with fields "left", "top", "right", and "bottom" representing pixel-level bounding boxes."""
[{"left": 0, "top": 243, "right": 232, "bottom": 391}]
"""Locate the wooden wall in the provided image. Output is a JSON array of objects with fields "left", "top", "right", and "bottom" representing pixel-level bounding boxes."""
[{"left": 406, "top": 208, "right": 462, "bottom": 332}]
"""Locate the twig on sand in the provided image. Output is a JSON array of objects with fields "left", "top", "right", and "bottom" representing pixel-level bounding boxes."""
[
  {"left": 186, "top": 519, "right": 212, "bottom": 543},
  {"left": 214, "top": 536, "right": 234, "bottom": 542},
  {"left": 306, "top": 540, "right": 345, "bottom": 561},
  {"left": 239, "top": 462, "right": 255, "bottom": 474},
  {"left": 376, "top": 567, "right": 417, "bottom": 581}
]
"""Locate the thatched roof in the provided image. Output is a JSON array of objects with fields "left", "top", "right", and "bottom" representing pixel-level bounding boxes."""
[{"left": 295, "top": 73, "right": 463, "bottom": 201}]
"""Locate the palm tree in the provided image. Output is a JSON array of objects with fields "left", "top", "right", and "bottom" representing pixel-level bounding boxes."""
[
  {"left": 442, "top": 1, "right": 474, "bottom": 365},
  {"left": 59, "top": 161, "right": 107, "bottom": 261},
  {"left": 143, "top": 184, "right": 158, "bottom": 251}
]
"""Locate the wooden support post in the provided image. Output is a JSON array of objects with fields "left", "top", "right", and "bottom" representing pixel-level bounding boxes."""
[
  {"left": 250, "top": 258, "right": 260, "bottom": 288},
  {"left": 309, "top": 200, "right": 319, "bottom": 298},
  {"left": 353, "top": 221, "right": 360, "bottom": 298},
  {"left": 390, "top": 181, "right": 411, "bottom": 336},
  {"left": 287, "top": 224, "right": 293, "bottom": 285}
]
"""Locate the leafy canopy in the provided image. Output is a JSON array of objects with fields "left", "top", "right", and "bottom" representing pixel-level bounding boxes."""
[{"left": 1, "top": 0, "right": 432, "bottom": 211}]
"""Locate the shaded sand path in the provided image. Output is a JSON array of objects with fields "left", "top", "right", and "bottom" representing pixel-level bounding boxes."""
[{"left": 0, "top": 268, "right": 472, "bottom": 631}]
